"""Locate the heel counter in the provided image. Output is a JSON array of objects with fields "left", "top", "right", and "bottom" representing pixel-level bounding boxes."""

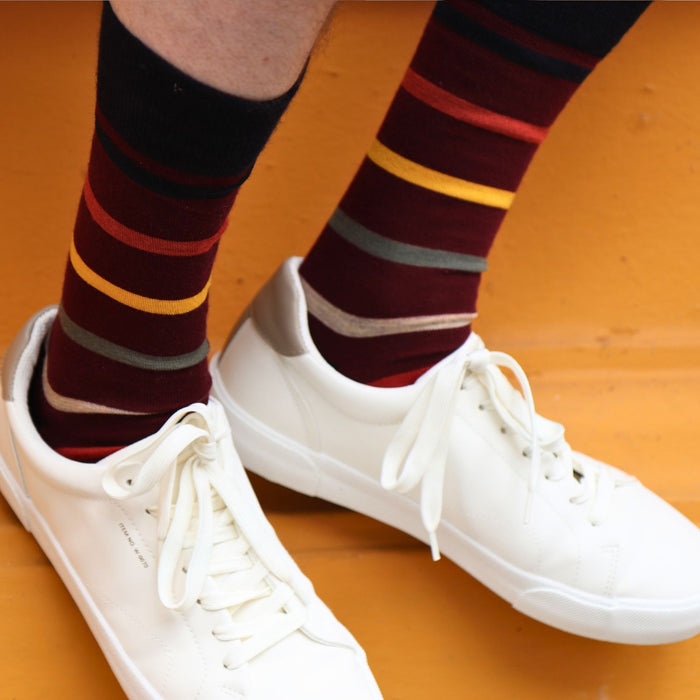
[
  {"left": 0, "top": 306, "right": 57, "bottom": 529},
  {"left": 217, "top": 318, "right": 313, "bottom": 446},
  {"left": 221, "top": 257, "right": 307, "bottom": 361},
  {"left": 0, "top": 402, "right": 32, "bottom": 530}
]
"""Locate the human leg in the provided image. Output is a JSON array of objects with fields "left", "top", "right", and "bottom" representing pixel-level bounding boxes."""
[
  {"left": 111, "top": 0, "right": 333, "bottom": 98},
  {"left": 213, "top": 0, "right": 700, "bottom": 645},
  {"left": 300, "top": 0, "right": 651, "bottom": 386},
  {"left": 30, "top": 0, "right": 334, "bottom": 461},
  {"left": 1, "top": 2, "right": 383, "bottom": 698}
]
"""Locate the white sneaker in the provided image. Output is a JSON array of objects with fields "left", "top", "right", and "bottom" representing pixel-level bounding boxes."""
[
  {"left": 212, "top": 257, "right": 700, "bottom": 645},
  {"left": 0, "top": 307, "right": 382, "bottom": 700}
]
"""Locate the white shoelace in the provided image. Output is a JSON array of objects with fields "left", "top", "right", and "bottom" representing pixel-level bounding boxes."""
[
  {"left": 102, "top": 403, "right": 305, "bottom": 669},
  {"left": 382, "top": 345, "right": 617, "bottom": 561}
]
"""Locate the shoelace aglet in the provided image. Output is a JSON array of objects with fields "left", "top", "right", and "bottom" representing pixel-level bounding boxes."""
[{"left": 429, "top": 532, "right": 441, "bottom": 562}]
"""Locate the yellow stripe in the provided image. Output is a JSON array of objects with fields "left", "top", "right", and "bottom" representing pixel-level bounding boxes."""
[
  {"left": 69, "top": 242, "right": 210, "bottom": 315},
  {"left": 367, "top": 140, "right": 514, "bottom": 210}
]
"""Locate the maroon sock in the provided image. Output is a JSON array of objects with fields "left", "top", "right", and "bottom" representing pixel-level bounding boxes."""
[
  {"left": 300, "top": 0, "right": 648, "bottom": 386},
  {"left": 30, "top": 3, "right": 298, "bottom": 461}
]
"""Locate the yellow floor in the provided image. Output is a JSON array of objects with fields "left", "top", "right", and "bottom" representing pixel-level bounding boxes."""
[{"left": 0, "top": 3, "right": 699, "bottom": 699}]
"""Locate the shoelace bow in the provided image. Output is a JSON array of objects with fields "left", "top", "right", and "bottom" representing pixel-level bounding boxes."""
[
  {"left": 102, "top": 404, "right": 305, "bottom": 668},
  {"left": 382, "top": 346, "right": 618, "bottom": 561}
]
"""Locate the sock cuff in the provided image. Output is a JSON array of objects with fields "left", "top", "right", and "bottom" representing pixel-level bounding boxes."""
[{"left": 97, "top": 2, "right": 302, "bottom": 178}]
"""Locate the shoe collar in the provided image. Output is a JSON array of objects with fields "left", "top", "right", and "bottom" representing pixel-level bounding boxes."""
[{"left": 263, "top": 256, "right": 484, "bottom": 390}]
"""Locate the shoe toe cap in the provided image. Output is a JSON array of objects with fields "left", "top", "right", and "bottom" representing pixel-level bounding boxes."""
[
  {"left": 608, "top": 480, "right": 700, "bottom": 601},
  {"left": 244, "top": 630, "right": 381, "bottom": 700}
]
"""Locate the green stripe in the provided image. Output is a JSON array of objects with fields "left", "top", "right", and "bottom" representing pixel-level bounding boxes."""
[
  {"left": 58, "top": 307, "right": 209, "bottom": 371},
  {"left": 329, "top": 209, "right": 488, "bottom": 273}
]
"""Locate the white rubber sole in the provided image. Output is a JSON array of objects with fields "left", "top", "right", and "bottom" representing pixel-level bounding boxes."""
[
  {"left": 212, "top": 363, "right": 700, "bottom": 646},
  {"left": 0, "top": 431, "right": 158, "bottom": 700}
]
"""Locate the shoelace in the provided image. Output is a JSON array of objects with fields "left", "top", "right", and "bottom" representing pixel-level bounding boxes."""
[
  {"left": 102, "top": 403, "right": 305, "bottom": 669},
  {"left": 382, "top": 345, "right": 617, "bottom": 561}
]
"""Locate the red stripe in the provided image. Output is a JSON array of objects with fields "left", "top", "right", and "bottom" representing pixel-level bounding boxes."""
[
  {"left": 412, "top": 20, "right": 580, "bottom": 126},
  {"left": 451, "top": 0, "right": 599, "bottom": 70},
  {"left": 83, "top": 177, "right": 227, "bottom": 256},
  {"left": 56, "top": 445, "right": 125, "bottom": 462},
  {"left": 370, "top": 365, "right": 433, "bottom": 388},
  {"left": 304, "top": 314, "right": 471, "bottom": 386},
  {"left": 95, "top": 107, "right": 248, "bottom": 189},
  {"left": 402, "top": 68, "right": 547, "bottom": 145}
]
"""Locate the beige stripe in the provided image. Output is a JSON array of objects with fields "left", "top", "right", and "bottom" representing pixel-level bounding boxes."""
[
  {"left": 302, "top": 280, "right": 476, "bottom": 339},
  {"left": 42, "top": 361, "right": 146, "bottom": 416}
]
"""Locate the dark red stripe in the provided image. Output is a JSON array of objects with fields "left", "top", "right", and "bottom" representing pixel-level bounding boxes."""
[
  {"left": 56, "top": 445, "right": 126, "bottom": 462},
  {"left": 89, "top": 135, "right": 235, "bottom": 243},
  {"left": 306, "top": 315, "right": 471, "bottom": 386},
  {"left": 411, "top": 19, "right": 580, "bottom": 126},
  {"left": 73, "top": 204, "right": 216, "bottom": 301},
  {"left": 47, "top": 329, "right": 210, "bottom": 413},
  {"left": 84, "top": 178, "right": 227, "bottom": 256},
  {"left": 302, "top": 232, "right": 480, "bottom": 319},
  {"left": 61, "top": 266, "right": 208, "bottom": 356},
  {"left": 96, "top": 106, "right": 249, "bottom": 189},
  {"left": 340, "top": 160, "right": 505, "bottom": 258},
  {"left": 370, "top": 365, "right": 434, "bottom": 388},
  {"left": 378, "top": 88, "right": 537, "bottom": 191},
  {"left": 31, "top": 379, "right": 173, "bottom": 454},
  {"left": 447, "top": 0, "right": 599, "bottom": 70}
]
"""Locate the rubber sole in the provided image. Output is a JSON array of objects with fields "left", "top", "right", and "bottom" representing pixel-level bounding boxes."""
[{"left": 212, "top": 362, "right": 700, "bottom": 646}]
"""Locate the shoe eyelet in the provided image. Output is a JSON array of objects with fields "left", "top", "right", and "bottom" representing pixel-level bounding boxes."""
[
  {"left": 478, "top": 404, "right": 485, "bottom": 411},
  {"left": 126, "top": 478, "right": 133, "bottom": 486},
  {"left": 500, "top": 426, "right": 507, "bottom": 434}
]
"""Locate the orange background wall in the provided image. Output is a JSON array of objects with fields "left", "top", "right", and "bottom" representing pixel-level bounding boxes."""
[
  {"left": 0, "top": 3, "right": 698, "bottom": 699},
  {"left": 1, "top": 1, "right": 698, "bottom": 351},
  {"left": 0, "top": 0, "right": 697, "bottom": 487}
]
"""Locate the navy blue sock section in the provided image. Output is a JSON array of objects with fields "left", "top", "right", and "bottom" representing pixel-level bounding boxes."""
[
  {"left": 98, "top": 2, "right": 302, "bottom": 177},
  {"left": 434, "top": 3, "right": 590, "bottom": 82},
  {"left": 473, "top": 0, "right": 651, "bottom": 57}
]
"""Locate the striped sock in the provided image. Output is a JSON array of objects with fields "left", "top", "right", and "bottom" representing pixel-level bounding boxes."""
[
  {"left": 30, "top": 4, "right": 298, "bottom": 461},
  {"left": 300, "top": 0, "right": 648, "bottom": 387}
]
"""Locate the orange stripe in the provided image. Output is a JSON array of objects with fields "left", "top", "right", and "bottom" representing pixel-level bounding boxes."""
[
  {"left": 368, "top": 141, "right": 513, "bottom": 209},
  {"left": 83, "top": 178, "right": 227, "bottom": 256},
  {"left": 402, "top": 68, "right": 548, "bottom": 145},
  {"left": 70, "top": 241, "right": 211, "bottom": 315}
]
